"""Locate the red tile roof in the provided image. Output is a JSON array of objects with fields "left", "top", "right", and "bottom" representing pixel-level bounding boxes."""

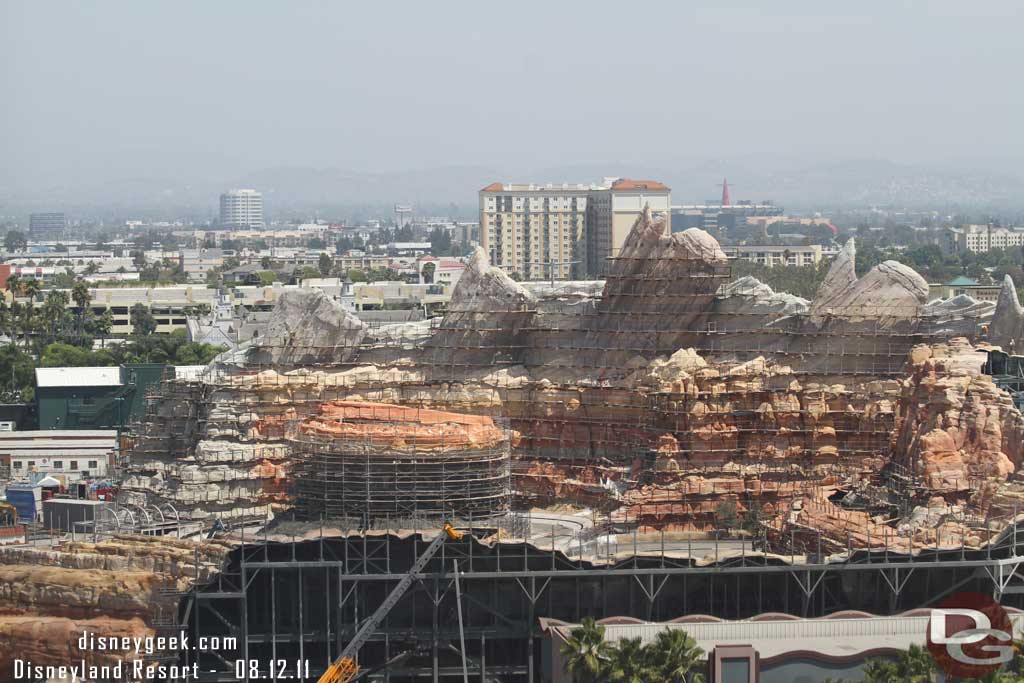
[{"left": 480, "top": 182, "right": 504, "bottom": 192}]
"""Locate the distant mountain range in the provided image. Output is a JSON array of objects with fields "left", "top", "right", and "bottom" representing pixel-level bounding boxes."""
[{"left": 2, "top": 158, "right": 1022, "bottom": 221}]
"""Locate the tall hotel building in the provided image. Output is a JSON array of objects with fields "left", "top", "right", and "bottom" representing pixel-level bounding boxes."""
[{"left": 479, "top": 178, "right": 670, "bottom": 279}]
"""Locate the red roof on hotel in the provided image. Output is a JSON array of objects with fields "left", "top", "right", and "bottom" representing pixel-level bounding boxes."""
[
  {"left": 480, "top": 182, "right": 504, "bottom": 192},
  {"left": 612, "top": 178, "right": 669, "bottom": 191}
]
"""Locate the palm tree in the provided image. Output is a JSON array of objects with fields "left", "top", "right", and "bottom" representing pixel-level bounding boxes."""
[
  {"left": 649, "top": 629, "right": 705, "bottom": 683},
  {"left": 40, "top": 289, "right": 69, "bottom": 343},
  {"left": 561, "top": 618, "right": 611, "bottom": 683},
  {"left": 0, "top": 297, "right": 8, "bottom": 336},
  {"left": 22, "top": 277, "right": 40, "bottom": 303},
  {"left": 71, "top": 282, "right": 91, "bottom": 336},
  {"left": 605, "top": 637, "right": 656, "bottom": 683}
]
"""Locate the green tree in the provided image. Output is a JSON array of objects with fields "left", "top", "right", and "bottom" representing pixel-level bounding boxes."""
[
  {"left": 5, "top": 273, "right": 20, "bottom": 294},
  {"left": 85, "top": 309, "right": 114, "bottom": 341},
  {"left": 649, "top": 628, "right": 704, "bottom": 683},
  {"left": 318, "top": 252, "right": 333, "bottom": 276},
  {"left": 40, "top": 289, "right": 70, "bottom": 343},
  {"left": 861, "top": 644, "right": 935, "bottom": 683},
  {"left": 40, "top": 342, "right": 100, "bottom": 367},
  {"left": 428, "top": 226, "right": 453, "bottom": 256},
  {"left": 16, "top": 278, "right": 42, "bottom": 347},
  {"left": 295, "top": 265, "right": 319, "bottom": 280},
  {"left": 4, "top": 230, "right": 28, "bottom": 252},
  {"left": 0, "top": 344, "right": 36, "bottom": 402},
  {"left": 713, "top": 499, "right": 738, "bottom": 534},
  {"left": 561, "top": 618, "right": 611, "bottom": 683},
  {"left": 71, "top": 282, "right": 91, "bottom": 335},
  {"left": 130, "top": 303, "right": 158, "bottom": 337},
  {"left": 605, "top": 637, "right": 656, "bottom": 683}
]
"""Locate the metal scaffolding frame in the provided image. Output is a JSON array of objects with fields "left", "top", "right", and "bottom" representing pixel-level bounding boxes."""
[{"left": 174, "top": 514, "right": 1024, "bottom": 683}]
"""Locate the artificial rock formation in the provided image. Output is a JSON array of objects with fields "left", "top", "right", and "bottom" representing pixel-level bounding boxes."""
[
  {"left": 892, "top": 339, "right": 1024, "bottom": 492},
  {"left": 811, "top": 239, "right": 929, "bottom": 322},
  {"left": 0, "top": 535, "right": 231, "bottom": 674},
  {"left": 228, "top": 288, "right": 367, "bottom": 367},
  {"left": 989, "top": 274, "right": 1024, "bottom": 352},
  {"left": 124, "top": 210, "right": 1009, "bottom": 548}
]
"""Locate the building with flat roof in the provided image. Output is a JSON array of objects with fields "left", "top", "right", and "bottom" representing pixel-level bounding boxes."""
[
  {"left": 85, "top": 285, "right": 219, "bottom": 334},
  {"left": 928, "top": 276, "right": 1003, "bottom": 302},
  {"left": 672, "top": 201, "right": 783, "bottom": 237},
  {"left": 942, "top": 224, "right": 1024, "bottom": 255},
  {"left": 480, "top": 181, "right": 594, "bottom": 280},
  {"left": 0, "top": 430, "right": 116, "bottom": 484},
  {"left": 541, "top": 609, "right": 1024, "bottom": 683},
  {"left": 219, "top": 189, "right": 264, "bottom": 229},
  {"left": 29, "top": 212, "right": 67, "bottom": 241},
  {"left": 721, "top": 244, "right": 825, "bottom": 268},
  {"left": 480, "top": 178, "right": 670, "bottom": 279},
  {"left": 587, "top": 178, "right": 672, "bottom": 276},
  {"left": 35, "top": 364, "right": 166, "bottom": 430}
]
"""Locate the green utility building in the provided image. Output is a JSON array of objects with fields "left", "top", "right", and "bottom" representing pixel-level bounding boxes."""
[{"left": 34, "top": 364, "right": 167, "bottom": 430}]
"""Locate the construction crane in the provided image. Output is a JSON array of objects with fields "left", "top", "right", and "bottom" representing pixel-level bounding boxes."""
[{"left": 317, "top": 523, "right": 464, "bottom": 683}]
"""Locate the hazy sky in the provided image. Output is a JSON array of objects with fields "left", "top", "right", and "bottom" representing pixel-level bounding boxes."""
[{"left": 2, "top": 1, "right": 1022, "bottom": 189}]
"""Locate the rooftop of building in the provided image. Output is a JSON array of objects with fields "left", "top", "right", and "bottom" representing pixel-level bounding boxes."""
[
  {"left": 480, "top": 181, "right": 605, "bottom": 193},
  {"left": 610, "top": 178, "right": 669, "bottom": 191},
  {"left": 947, "top": 276, "right": 979, "bottom": 286},
  {"left": 541, "top": 609, "right": 1024, "bottom": 661},
  {"left": 35, "top": 367, "right": 122, "bottom": 388}
]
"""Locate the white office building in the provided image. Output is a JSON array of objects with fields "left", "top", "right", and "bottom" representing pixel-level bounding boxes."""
[{"left": 219, "top": 189, "right": 264, "bottom": 229}]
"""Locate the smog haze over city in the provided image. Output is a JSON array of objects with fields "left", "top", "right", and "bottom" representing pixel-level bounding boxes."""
[
  {"left": 2, "top": 1, "right": 1023, "bottom": 217},
  {"left": 9, "top": 3, "right": 1024, "bottom": 682}
]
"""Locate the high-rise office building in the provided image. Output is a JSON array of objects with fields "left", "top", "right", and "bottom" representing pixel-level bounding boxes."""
[
  {"left": 219, "top": 189, "right": 264, "bottom": 229},
  {"left": 29, "top": 213, "right": 67, "bottom": 242}
]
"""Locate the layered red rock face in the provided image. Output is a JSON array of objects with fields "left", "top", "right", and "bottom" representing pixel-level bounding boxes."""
[
  {"left": 125, "top": 213, "right": 1014, "bottom": 547},
  {"left": 0, "top": 535, "right": 232, "bottom": 676},
  {"left": 892, "top": 341, "right": 1024, "bottom": 494}
]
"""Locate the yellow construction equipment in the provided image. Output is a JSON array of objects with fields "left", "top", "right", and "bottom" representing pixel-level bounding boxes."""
[
  {"left": 0, "top": 503, "right": 17, "bottom": 527},
  {"left": 317, "top": 523, "right": 463, "bottom": 683}
]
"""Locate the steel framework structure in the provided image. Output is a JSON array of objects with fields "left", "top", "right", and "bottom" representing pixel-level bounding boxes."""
[{"left": 174, "top": 516, "right": 1024, "bottom": 683}]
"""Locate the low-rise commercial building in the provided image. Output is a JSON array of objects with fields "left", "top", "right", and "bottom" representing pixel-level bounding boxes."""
[
  {"left": 929, "top": 276, "right": 1002, "bottom": 302},
  {"left": 542, "top": 610, "right": 1022, "bottom": 683},
  {"left": 87, "top": 285, "right": 218, "bottom": 334},
  {"left": 0, "top": 430, "right": 116, "bottom": 484},
  {"left": 721, "top": 244, "right": 825, "bottom": 267},
  {"left": 35, "top": 365, "right": 166, "bottom": 430},
  {"left": 942, "top": 224, "right": 1024, "bottom": 255}
]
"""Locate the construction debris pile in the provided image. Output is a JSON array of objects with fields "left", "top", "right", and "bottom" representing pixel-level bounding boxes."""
[{"left": 122, "top": 209, "right": 1024, "bottom": 551}]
